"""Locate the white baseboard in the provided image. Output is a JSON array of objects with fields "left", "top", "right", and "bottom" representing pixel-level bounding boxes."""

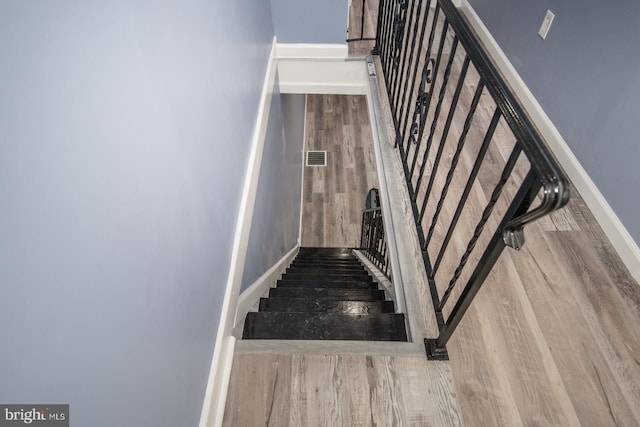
[
  {"left": 276, "top": 43, "right": 348, "bottom": 60},
  {"left": 232, "top": 245, "right": 299, "bottom": 337},
  {"left": 198, "top": 37, "right": 278, "bottom": 427},
  {"left": 459, "top": 1, "right": 640, "bottom": 282},
  {"left": 276, "top": 43, "right": 368, "bottom": 95}
]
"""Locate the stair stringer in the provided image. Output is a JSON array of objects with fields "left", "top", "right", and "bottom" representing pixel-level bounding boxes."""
[{"left": 232, "top": 245, "right": 299, "bottom": 338}]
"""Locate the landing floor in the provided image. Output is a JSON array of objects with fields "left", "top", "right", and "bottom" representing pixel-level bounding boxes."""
[
  {"left": 223, "top": 354, "right": 461, "bottom": 426},
  {"left": 224, "top": 89, "right": 640, "bottom": 425},
  {"left": 300, "top": 95, "right": 379, "bottom": 248}
]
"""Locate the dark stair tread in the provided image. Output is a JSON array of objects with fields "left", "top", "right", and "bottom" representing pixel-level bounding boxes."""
[
  {"left": 298, "top": 247, "right": 354, "bottom": 254},
  {"left": 285, "top": 265, "right": 369, "bottom": 276},
  {"left": 295, "top": 252, "right": 358, "bottom": 262},
  {"left": 243, "top": 312, "right": 407, "bottom": 341},
  {"left": 276, "top": 279, "right": 377, "bottom": 290},
  {"left": 292, "top": 258, "right": 358, "bottom": 264},
  {"left": 281, "top": 273, "right": 372, "bottom": 282},
  {"left": 287, "top": 264, "right": 366, "bottom": 271},
  {"left": 259, "top": 297, "right": 395, "bottom": 314},
  {"left": 289, "top": 262, "right": 363, "bottom": 269},
  {"left": 295, "top": 251, "right": 356, "bottom": 257},
  {"left": 269, "top": 287, "right": 386, "bottom": 301}
]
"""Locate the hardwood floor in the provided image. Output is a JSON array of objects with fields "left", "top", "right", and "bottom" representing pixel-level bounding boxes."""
[
  {"left": 301, "top": 95, "right": 379, "bottom": 248},
  {"left": 223, "top": 94, "right": 460, "bottom": 425},
  {"left": 369, "top": 38, "right": 640, "bottom": 426},
  {"left": 224, "top": 87, "right": 640, "bottom": 424},
  {"left": 223, "top": 354, "right": 462, "bottom": 426}
]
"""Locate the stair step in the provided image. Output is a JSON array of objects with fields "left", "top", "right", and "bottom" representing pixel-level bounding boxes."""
[
  {"left": 298, "top": 247, "right": 354, "bottom": 255},
  {"left": 276, "top": 279, "right": 377, "bottom": 289},
  {"left": 269, "top": 287, "right": 386, "bottom": 301},
  {"left": 296, "top": 253, "right": 358, "bottom": 262},
  {"left": 242, "top": 312, "right": 407, "bottom": 341},
  {"left": 289, "top": 262, "right": 363, "bottom": 269},
  {"left": 281, "top": 272, "right": 372, "bottom": 282},
  {"left": 259, "top": 298, "right": 395, "bottom": 314},
  {"left": 285, "top": 267, "right": 368, "bottom": 277},
  {"left": 287, "top": 263, "right": 365, "bottom": 271},
  {"left": 292, "top": 258, "right": 358, "bottom": 265}
]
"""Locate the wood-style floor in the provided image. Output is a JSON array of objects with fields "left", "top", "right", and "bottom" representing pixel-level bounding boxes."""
[
  {"left": 223, "top": 354, "right": 462, "bottom": 426},
  {"left": 223, "top": 2, "right": 640, "bottom": 425},
  {"left": 369, "top": 33, "right": 640, "bottom": 423},
  {"left": 223, "top": 94, "right": 463, "bottom": 425},
  {"left": 300, "top": 95, "right": 379, "bottom": 248},
  {"left": 224, "top": 90, "right": 640, "bottom": 425}
]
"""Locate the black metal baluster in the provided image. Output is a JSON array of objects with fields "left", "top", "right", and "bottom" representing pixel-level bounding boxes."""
[
  {"left": 415, "top": 40, "right": 468, "bottom": 231},
  {"left": 424, "top": 56, "right": 472, "bottom": 250},
  {"left": 360, "top": 211, "right": 366, "bottom": 248},
  {"left": 427, "top": 171, "right": 540, "bottom": 356},
  {"left": 392, "top": 0, "right": 420, "bottom": 118},
  {"left": 389, "top": 0, "right": 409, "bottom": 116},
  {"left": 382, "top": 0, "right": 396, "bottom": 98},
  {"left": 401, "top": 4, "right": 440, "bottom": 160},
  {"left": 360, "top": 0, "right": 367, "bottom": 39},
  {"left": 420, "top": 57, "right": 484, "bottom": 242},
  {"left": 432, "top": 108, "right": 501, "bottom": 274},
  {"left": 380, "top": 0, "right": 395, "bottom": 83},
  {"left": 374, "top": 0, "right": 384, "bottom": 53},
  {"left": 407, "top": 18, "right": 449, "bottom": 183},
  {"left": 401, "top": 58, "right": 435, "bottom": 164},
  {"left": 398, "top": 1, "right": 431, "bottom": 150},
  {"left": 438, "top": 144, "right": 522, "bottom": 310}
]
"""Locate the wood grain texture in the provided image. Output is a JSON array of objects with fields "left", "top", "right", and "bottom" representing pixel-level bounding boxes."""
[
  {"left": 223, "top": 354, "right": 463, "bottom": 426},
  {"left": 301, "top": 95, "right": 379, "bottom": 248},
  {"left": 225, "top": 50, "right": 640, "bottom": 426},
  {"left": 371, "top": 23, "right": 640, "bottom": 425}
]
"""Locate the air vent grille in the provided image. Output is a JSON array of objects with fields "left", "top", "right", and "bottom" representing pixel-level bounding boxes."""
[{"left": 306, "top": 151, "right": 327, "bottom": 166}]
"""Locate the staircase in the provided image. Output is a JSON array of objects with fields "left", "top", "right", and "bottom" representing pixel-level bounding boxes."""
[{"left": 242, "top": 247, "right": 407, "bottom": 341}]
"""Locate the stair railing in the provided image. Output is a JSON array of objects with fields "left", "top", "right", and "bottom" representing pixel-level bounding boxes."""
[
  {"left": 347, "top": 0, "right": 377, "bottom": 42},
  {"left": 360, "top": 207, "right": 392, "bottom": 279},
  {"left": 374, "top": 0, "right": 570, "bottom": 359}
]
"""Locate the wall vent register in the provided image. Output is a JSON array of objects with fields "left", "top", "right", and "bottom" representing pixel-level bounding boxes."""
[{"left": 306, "top": 151, "right": 327, "bottom": 166}]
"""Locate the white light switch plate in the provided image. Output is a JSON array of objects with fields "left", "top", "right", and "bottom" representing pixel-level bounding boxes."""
[{"left": 538, "top": 10, "right": 555, "bottom": 40}]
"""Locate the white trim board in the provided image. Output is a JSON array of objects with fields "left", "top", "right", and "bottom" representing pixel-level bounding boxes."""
[
  {"left": 276, "top": 43, "right": 349, "bottom": 60},
  {"left": 277, "top": 43, "right": 368, "bottom": 95},
  {"left": 232, "top": 245, "right": 299, "bottom": 338},
  {"left": 198, "top": 37, "right": 279, "bottom": 427},
  {"left": 297, "top": 94, "right": 308, "bottom": 247},
  {"left": 458, "top": 1, "right": 640, "bottom": 282}
]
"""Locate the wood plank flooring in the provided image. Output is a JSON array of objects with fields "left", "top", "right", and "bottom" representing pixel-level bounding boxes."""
[
  {"left": 301, "top": 95, "right": 379, "bottom": 248},
  {"left": 369, "top": 37, "right": 640, "bottom": 427},
  {"left": 223, "top": 354, "right": 462, "bottom": 426},
  {"left": 224, "top": 86, "right": 640, "bottom": 424}
]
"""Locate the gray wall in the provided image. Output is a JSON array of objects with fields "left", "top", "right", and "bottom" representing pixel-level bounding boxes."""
[
  {"left": 0, "top": 1, "right": 274, "bottom": 426},
  {"left": 467, "top": 0, "right": 640, "bottom": 243},
  {"left": 271, "top": 0, "right": 348, "bottom": 44},
  {"left": 242, "top": 91, "right": 306, "bottom": 292}
]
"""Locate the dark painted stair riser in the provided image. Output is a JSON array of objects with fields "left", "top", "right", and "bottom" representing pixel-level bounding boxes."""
[
  {"left": 276, "top": 279, "right": 377, "bottom": 290},
  {"left": 269, "top": 287, "right": 386, "bottom": 301},
  {"left": 285, "top": 266, "right": 368, "bottom": 273},
  {"left": 282, "top": 268, "right": 371, "bottom": 280},
  {"left": 243, "top": 312, "right": 407, "bottom": 341},
  {"left": 242, "top": 247, "right": 408, "bottom": 342},
  {"left": 259, "top": 298, "right": 395, "bottom": 314},
  {"left": 281, "top": 273, "right": 372, "bottom": 283}
]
